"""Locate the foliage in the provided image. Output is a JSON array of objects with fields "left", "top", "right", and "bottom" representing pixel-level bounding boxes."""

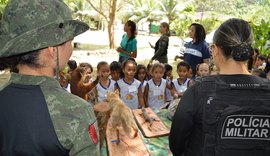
[
  {"left": 0, "top": 0, "right": 8, "bottom": 19},
  {"left": 118, "top": 0, "right": 163, "bottom": 24},
  {"left": 199, "top": 17, "right": 222, "bottom": 33},
  {"left": 158, "top": 0, "right": 194, "bottom": 24},
  {"left": 170, "top": 11, "right": 194, "bottom": 38},
  {"left": 250, "top": 19, "right": 270, "bottom": 54}
]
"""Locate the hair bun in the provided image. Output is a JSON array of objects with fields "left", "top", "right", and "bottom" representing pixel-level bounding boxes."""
[{"left": 231, "top": 43, "right": 253, "bottom": 61}]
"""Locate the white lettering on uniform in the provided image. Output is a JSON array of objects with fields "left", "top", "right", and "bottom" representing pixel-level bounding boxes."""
[
  {"left": 262, "top": 119, "right": 270, "bottom": 128},
  {"left": 227, "top": 118, "right": 234, "bottom": 126},
  {"left": 221, "top": 115, "right": 270, "bottom": 140},
  {"left": 252, "top": 118, "right": 259, "bottom": 127},
  {"left": 225, "top": 128, "right": 234, "bottom": 136}
]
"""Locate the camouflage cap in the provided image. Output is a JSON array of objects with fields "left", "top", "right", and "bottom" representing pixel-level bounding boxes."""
[{"left": 0, "top": 0, "right": 89, "bottom": 57}]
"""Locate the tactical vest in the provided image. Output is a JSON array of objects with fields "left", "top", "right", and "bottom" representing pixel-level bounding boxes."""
[{"left": 199, "top": 77, "right": 270, "bottom": 156}]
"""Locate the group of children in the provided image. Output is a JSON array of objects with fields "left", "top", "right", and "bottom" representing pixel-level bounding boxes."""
[{"left": 60, "top": 59, "right": 216, "bottom": 111}]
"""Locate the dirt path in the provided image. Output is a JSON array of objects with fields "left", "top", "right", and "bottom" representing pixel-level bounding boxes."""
[{"left": 71, "top": 30, "right": 183, "bottom": 67}]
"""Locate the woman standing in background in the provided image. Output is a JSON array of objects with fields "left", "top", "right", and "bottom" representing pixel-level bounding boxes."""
[
  {"left": 183, "top": 23, "right": 211, "bottom": 77},
  {"left": 117, "top": 20, "right": 137, "bottom": 63},
  {"left": 149, "top": 22, "right": 170, "bottom": 64}
]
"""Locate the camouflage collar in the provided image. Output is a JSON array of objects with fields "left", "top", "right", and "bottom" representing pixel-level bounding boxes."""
[{"left": 9, "top": 73, "right": 61, "bottom": 88}]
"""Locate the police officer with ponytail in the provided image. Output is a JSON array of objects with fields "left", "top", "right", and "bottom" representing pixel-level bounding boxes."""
[
  {"left": 0, "top": 0, "right": 99, "bottom": 155},
  {"left": 169, "top": 18, "right": 270, "bottom": 156}
]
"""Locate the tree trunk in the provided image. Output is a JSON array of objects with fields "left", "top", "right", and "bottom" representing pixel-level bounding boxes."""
[
  {"left": 108, "top": 0, "right": 117, "bottom": 49},
  {"left": 108, "top": 20, "right": 115, "bottom": 49}
]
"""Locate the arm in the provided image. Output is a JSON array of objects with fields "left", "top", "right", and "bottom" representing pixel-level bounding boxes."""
[
  {"left": 117, "top": 39, "right": 137, "bottom": 58},
  {"left": 138, "top": 86, "right": 145, "bottom": 108},
  {"left": 93, "top": 87, "right": 98, "bottom": 104},
  {"left": 202, "top": 42, "right": 211, "bottom": 64},
  {"left": 117, "top": 49, "right": 137, "bottom": 58},
  {"left": 80, "top": 76, "right": 99, "bottom": 93},
  {"left": 170, "top": 82, "right": 178, "bottom": 99},
  {"left": 69, "top": 104, "right": 100, "bottom": 155},
  {"left": 143, "top": 84, "right": 149, "bottom": 107},
  {"left": 114, "top": 83, "right": 120, "bottom": 97},
  {"left": 169, "top": 87, "right": 195, "bottom": 156},
  {"left": 150, "top": 36, "right": 169, "bottom": 61}
]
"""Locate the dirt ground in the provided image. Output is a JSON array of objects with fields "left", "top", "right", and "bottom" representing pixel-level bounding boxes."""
[
  {"left": 71, "top": 30, "right": 183, "bottom": 67},
  {"left": 0, "top": 30, "right": 183, "bottom": 83}
]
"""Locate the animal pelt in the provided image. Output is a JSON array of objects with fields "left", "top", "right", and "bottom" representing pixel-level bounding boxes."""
[
  {"left": 94, "top": 90, "right": 138, "bottom": 145},
  {"left": 70, "top": 67, "right": 98, "bottom": 101}
]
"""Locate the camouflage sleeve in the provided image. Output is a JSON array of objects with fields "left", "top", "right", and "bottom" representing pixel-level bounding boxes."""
[
  {"left": 69, "top": 104, "right": 100, "bottom": 156},
  {"left": 151, "top": 35, "right": 169, "bottom": 60},
  {"left": 43, "top": 86, "right": 100, "bottom": 156}
]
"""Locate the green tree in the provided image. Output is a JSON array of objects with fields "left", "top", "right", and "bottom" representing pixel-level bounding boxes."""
[
  {"left": 118, "top": 0, "right": 163, "bottom": 30},
  {"left": 251, "top": 20, "right": 270, "bottom": 54},
  {"left": 158, "top": 0, "right": 193, "bottom": 24},
  {"left": 0, "top": 0, "right": 8, "bottom": 19},
  {"left": 86, "top": 0, "right": 125, "bottom": 49},
  {"left": 170, "top": 5, "right": 195, "bottom": 38}
]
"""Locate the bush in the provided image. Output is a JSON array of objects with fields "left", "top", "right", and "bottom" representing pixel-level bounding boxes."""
[{"left": 250, "top": 19, "right": 270, "bottom": 54}]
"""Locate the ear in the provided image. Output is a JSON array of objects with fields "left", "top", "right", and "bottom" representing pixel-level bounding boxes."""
[
  {"left": 94, "top": 102, "right": 111, "bottom": 112},
  {"left": 47, "top": 46, "right": 57, "bottom": 60}
]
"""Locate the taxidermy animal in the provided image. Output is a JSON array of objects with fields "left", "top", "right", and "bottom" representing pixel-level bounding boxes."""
[
  {"left": 141, "top": 107, "right": 153, "bottom": 126},
  {"left": 94, "top": 90, "right": 138, "bottom": 144},
  {"left": 70, "top": 67, "right": 99, "bottom": 101}
]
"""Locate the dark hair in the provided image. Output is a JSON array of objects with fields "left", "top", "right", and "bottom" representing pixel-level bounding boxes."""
[
  {"left": 127, "top": 57, "right": 137, "bottom": 65},
  {"left": 110, "top": 61, "right": 121, "bottom": 71},
  {"left": 213, "top": 18, "right": 253, "bottom": 61},
  {"left": 161, "top": 22, "right": 170, "bottom": 37},
  {"left": 163, "top": 63, "right": 172, "bottom": 79},
  {"left": 0, "top": 49, "right": 41, "bottom": 71},
  {"left": 67, "top": 60, "right": 77, "bottom": 71},
  {"left": 135, "top": 64, "right": 147, "bottom": 80},
  {"left": 189, "top": 23, "right": 206, "bottom": 44},
  {"left": 97, "top": 61, "right": 109, "bottom": 71},
  {"left": 150, "top": 63, "right": 165, "bottom": 76},
  {"left": 177, "top": 61, "right": 190, "bottom": 71},
  {"left": 79, "top": 62, "right": 93, "bottom": 72},
  {"left": 257, "top": 54, "right": 267, "bottom": 61},
  {"left": 252, "top": 69, "right": 266, "bottom": 78},
  {"left": 264, "top": 53, "right": 270, "bottom": 73},
  {"left": 247, "top": 48, "right": 259, "bottom": 70},
  {"left": 120, "top": 59, "right": 137, "bottom": 78},
  {"left": 127, "top": 20, "right": 136, "bottom": 41}
]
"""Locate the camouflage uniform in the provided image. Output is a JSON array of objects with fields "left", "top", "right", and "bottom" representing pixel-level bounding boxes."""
[
  {"left": 0, "top": 0, "right": 100, "bottom": 155},
  {"left": 151, "top": 34, "right": 169, "bottom": 64}
]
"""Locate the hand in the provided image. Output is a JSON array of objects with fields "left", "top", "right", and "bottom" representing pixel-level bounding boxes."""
[
  {"left": 149, "top": 42, "right": 154, "bottom": 48},
  {"left": 168, "top": 75, "right": 173, "bottom": 81},
  {"left": 116, "top": 47, "right": 124, "bottom": 53},
  {"left": 148, "top": 59, "right": 153, "bottom": 65},
  {"left": 116, "top": 47, "right": 121, "bottom": 53}
]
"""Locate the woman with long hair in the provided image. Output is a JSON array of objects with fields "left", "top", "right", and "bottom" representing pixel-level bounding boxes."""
[
  {"left": 117, "top": 20, "right": 137, "bottom": 63},
  {"left": 149, "top": 22, "right": 170, "bottom": 64}
]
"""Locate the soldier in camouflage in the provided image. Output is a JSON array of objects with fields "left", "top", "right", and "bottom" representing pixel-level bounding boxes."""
[
  {"left": 149, "top": 22, "right": 170, "bottom": 64},
  {"left": 0, "top": 0, "right": 100, "bottom": 155}
]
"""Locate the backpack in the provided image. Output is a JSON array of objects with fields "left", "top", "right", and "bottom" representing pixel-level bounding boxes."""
[{"left": 199, "top": 76, "right": 270, "bottom": 156}]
